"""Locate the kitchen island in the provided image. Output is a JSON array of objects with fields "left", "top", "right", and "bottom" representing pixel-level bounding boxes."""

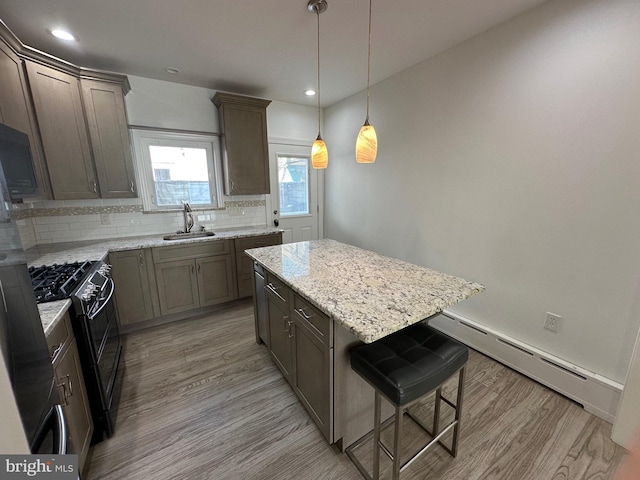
[{"left": 246, "top": 239, "right": 484, "bottom": 449}]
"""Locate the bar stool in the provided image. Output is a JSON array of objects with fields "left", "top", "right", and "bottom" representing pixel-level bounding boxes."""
[{"left": 345, "top": 322, "right": 468, "bottom": 480}]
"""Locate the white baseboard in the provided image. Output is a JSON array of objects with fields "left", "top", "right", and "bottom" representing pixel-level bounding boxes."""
[{"left": 430, "top": 311, "right": 622, "bottom": 424}]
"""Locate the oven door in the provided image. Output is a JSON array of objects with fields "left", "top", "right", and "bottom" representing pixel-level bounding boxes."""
[{"left": 85, "top": 279, "right": 120, "bottom": 405}]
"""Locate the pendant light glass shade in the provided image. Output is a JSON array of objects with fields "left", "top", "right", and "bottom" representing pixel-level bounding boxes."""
[
  {"left": 356, "top": 0, "right": 377, "bottom": 164},
  {"left": 312, "top": 135, "right": 328, "bottom": 169},
  {"left": 309, "top": 0, "right": 328, "bottom": 169},
  {"left": 356, "top": 120, "right": 377, "bottom": 164}
]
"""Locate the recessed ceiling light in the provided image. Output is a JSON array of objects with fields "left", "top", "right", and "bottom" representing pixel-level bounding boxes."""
[
  {"left": 165, "top": 67, "right": 181, "bottom": 74},
  {"left": 304, "top": 89, "right": 317, "bottom": 96},
  {"left": 50, "top": 29, "right": 76, "bottom": 41}
]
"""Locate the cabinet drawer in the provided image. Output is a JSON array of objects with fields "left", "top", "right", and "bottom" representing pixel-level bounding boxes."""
[
  {"left": 153, "top": 240, "right": 231, "bottom": 263},
  {"left": 46, "top": 312, "right": 71, "bottom": 363},
  {"left": 235, "top": 233, "right": 281, "bottom": 252},
  {"left": 293, "top": 295, "right": 332, "bottom": 347},
  {"left": 265, "top": 273, "right": 290, "bottom": 308}
]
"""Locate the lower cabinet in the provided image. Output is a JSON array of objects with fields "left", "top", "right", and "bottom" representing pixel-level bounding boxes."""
[
  {"left": 262, "top": 271, "right": 333, "bottom": 442},
  {"left": 152, "top": 240, "right": 236, "bottom": 316},
  {"left": 46, "top": 312, "right": 93, "bottom": 473},
  {"left": 235, "top": 233, "right": 282, "bottom": 298},
  {"left": 110, "top": 249, "right": 157, "bottom": 325}
]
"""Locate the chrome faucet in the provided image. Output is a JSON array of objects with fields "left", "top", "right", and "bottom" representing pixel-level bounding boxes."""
[{"left": 182, "top": 201, "right": 194, "bottom": 233}]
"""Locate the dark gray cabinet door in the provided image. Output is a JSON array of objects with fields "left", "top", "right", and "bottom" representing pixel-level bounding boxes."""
[
  {"left": 111, "top": 249, "right": 155, "bottom": 325},
  {"left": 292, "top": 317, "right": 333, "bottom": 442},
  {"left": 267, "top": 296, "right": 293, "bottom": 384},
  {"left": 80, "top": 79, "right": 136, "bottom": 198},
  {"left": 197, "top": 255, "right": 235, "bottom": 307},
  {"left": 0, "top": 41, "right": 50, "bottom": 198},
  {"left": 213, "top": 93, "right": 271, "bottom": 195},
  {"left": 155, "top": 259, "right": 200, "bottom": 316},
  {"left": 26, "top": 61, "right": 98, "bottom": 199}
]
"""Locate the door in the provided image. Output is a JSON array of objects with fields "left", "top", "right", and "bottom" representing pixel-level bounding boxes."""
[
  {"left": 267, "top": 297, "right": 293, "bottom": 384},
  {"left": 268, "top": 144, "right": 322, "bottom": 244},
  {"left": 25, "top": 61, "right": 99, "bottom": 200},
  {"left": 155, "top": 259, "right": 199, "bottom": 315},
  {"left": 110, "top": 249, "right": 155, "bottom": 325},
  {"left": 197, "top": 255, "right": 235, "bottom": 306}
]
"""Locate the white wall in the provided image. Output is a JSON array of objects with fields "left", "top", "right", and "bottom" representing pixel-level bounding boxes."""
[
  {"left": 324, "top": 0, "right": 640, "bottom": 384},
  {"left": 125, "top": 75, "right": 318, "bottom": 141}
]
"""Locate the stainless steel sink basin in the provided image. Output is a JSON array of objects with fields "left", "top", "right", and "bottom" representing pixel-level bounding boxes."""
[{"left": 163, "top": 231, "right": 215, "bottom": 241}]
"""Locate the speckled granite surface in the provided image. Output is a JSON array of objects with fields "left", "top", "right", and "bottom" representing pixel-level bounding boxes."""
[
  {"left": 29, "top": 226, "right": 282, "bottom": 335},
  {"left": 26, "top": 227, "right": 283, "bottom": 267},
  {"left": 38, "top": 299, "right": 72, "bottom": 336},
  {"left": 246, "top": 239, "right": 484, "bottom": 344}
]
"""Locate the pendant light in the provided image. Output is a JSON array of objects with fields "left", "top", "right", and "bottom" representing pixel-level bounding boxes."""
[
  {"left": 355, "top": 0, "right": 377, "bottom": 164},
  {"left": 309, "top": 0, "right": 328, "bottom": 169}
]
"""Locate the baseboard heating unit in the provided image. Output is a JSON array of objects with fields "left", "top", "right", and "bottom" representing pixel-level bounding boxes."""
[{"left": 430, "top": 311, "right": 622, "bottom": 423}]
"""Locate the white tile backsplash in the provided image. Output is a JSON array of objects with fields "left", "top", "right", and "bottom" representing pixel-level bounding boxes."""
[{"left": 29, "top": 198, "right": 268, "bottom": 244}]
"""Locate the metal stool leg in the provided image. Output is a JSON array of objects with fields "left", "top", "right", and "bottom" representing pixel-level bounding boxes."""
[
  {"left": 373, "top": 392, "right": 381, "bottom": 480},
  {"left": 433, "top": 386, "right": 442, "bottom": 436},
  {"left": 392, "top": 405, "right": 403, "bottom": 480},
  {"left": 451, "top": 367, "right": 466, "bottom": 457}
]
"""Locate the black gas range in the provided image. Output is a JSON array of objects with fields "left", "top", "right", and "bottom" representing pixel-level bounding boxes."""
[{"left": 29, "top": 260, "right": 124, "bottom": 444}]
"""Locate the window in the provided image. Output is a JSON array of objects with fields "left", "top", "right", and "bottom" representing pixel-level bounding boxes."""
[
  {"left": 131, "top": 130, "right": 223, "bottom": 211},
  {"left": 277, "top": 155, "right": 309, "bottom": 216}
]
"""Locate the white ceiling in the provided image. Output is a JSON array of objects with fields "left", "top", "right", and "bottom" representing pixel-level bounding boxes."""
[{"left": 0, "top": 0, "right": 549, "bottom": 107}]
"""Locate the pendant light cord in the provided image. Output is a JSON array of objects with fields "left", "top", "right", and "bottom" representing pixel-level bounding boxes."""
[
  {"left": 316, "top": 8, "right": 322, "bottom": 136},
  {"left": 365, "top": 0, "right": 372, "bottom": 121}
]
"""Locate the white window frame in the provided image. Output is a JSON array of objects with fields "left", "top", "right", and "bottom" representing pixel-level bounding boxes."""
[{"left": 130, "top": 129, "right": 224, "bottom": 211}]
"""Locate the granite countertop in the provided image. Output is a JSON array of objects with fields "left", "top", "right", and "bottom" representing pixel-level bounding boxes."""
[
  {"left": 26, "top": 226, "right": 283, "bottom": 267},
  {"left": 38, "top": 299, "right": 72, "bottom": 336},
  {"left": 30, "top": 226, "right": 282, "bottom": 335},
  {"left": 246, "top": 239, "right": 484, "bottom": 343}
]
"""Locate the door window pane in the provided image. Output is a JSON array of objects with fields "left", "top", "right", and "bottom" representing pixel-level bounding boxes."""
[
  {"left": 277, "top": 156, "right": 309, "bottom": 216},
  {"left": 148, "top": 145, "right": 210, "bottom": 206}
]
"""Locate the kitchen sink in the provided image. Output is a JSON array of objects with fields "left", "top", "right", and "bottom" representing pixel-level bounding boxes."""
[{"left": 163, "top": 231, "right": 215, "bottom": 241}]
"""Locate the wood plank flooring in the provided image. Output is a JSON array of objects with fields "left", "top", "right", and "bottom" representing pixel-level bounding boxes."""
[{"left": 84, "top": 301, "right": 628, "bottom": 480}]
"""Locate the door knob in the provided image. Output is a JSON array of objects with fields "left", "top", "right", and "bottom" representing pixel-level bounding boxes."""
[{"left": 274, "top": 219, "right": 279, "bottom": 227}]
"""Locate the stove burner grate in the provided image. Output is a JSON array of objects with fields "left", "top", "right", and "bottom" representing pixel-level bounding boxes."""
[{"left": 29, "top": 261, "right": 94, "bottom": 303}]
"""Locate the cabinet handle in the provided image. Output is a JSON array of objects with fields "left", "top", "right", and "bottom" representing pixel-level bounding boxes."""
[
  {"left": 50, "top": 343, "right": 64, "bottom": 361},
  {"left": 130, "top": 180, "right": 135, "bottom": 193},
  {"left": 90, "top": 180, "right": 97, "bottom": 193},
  {"left": 284, "top": 315, "right": 294, "bottom": 338},
  {"left": 230, "top": 180, "right": 234, "bottom": 193},
  {"left": 139, "top": 253, "right": 143, "bottom": 267},
  {"left": 57, "top": 381, "right": 69, "bottom": 406},
  {"left": 191, "top": 264, "right": 195, "bottom": 274},
  {"left": 296, "top": 308, "right": 314, "bottom": 320},
  {"left": 266, "top": 283, "right": 286, "bottom": 303},
  {"left": 65, "top": 374, "right": 73, "bottom": 397},
  {"left": 198, "top": 263, "right": 201, "bottom": 273}
]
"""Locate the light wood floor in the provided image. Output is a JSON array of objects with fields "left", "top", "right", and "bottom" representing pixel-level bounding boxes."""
[{"left": 84, "top": 301, "right": 627, "bottom": 480}]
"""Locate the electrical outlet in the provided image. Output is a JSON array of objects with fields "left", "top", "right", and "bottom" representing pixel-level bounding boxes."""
[{"left": 544, "top": 312, "right": 561, "bottom": 333}]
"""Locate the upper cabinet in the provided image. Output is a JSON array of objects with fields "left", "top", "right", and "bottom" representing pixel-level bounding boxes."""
[
  {"left": 25, "top": 61, "right": 99, "bottom": 200},
  {"left": 212, "top": 92, "right": 271, "bottom": 195},
  {"left": 81, "top": 79, "right": 136, "bottom": 198},
  {"left": 0, "top": 24, "right": 135, "bottom": 200},
  {"left": 0, "top": 38, "right": 50, "bottom": 199}
]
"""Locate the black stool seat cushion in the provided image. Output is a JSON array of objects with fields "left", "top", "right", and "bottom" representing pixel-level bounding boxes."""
[{"left": 350, "top": 323, "right": 468, "bottom": 406}]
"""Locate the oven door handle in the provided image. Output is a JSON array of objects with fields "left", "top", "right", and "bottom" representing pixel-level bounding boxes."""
[{"left": 88, "top": 278, "right": 115, "bottom": 320}]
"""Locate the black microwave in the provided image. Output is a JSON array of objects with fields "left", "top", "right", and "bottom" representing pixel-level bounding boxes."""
[{"left": 0, "top": 122, "right": 38, "bottom": 200}]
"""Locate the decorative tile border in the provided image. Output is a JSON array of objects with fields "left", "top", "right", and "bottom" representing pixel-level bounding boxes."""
[
  {"left": 225, "top": 200, "right": 266, "bottom": 208},
  {"left": 10, "top": 199, "right": 266, "bottom": 220}
]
